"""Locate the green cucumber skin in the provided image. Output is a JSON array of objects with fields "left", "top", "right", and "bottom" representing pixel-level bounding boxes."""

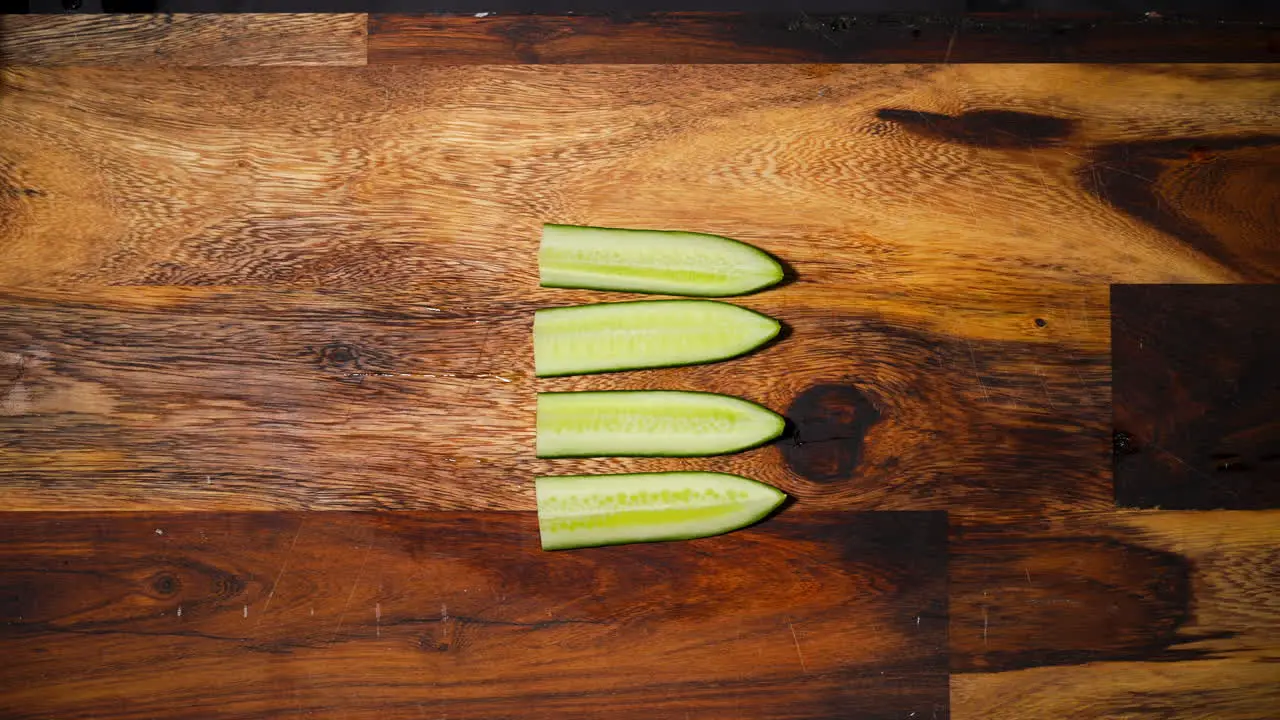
[
  {"left": 535, "top": 390, "right": 786, "bottom": 458},
  {"left": 535, "top": 471, "right": 788, "bottom": 550},
  {"left": 533, "top": 300, "right": 782, "bottom": 378},
  {"left": 539, "top": 224, "right": 785, "bottom": 297}
]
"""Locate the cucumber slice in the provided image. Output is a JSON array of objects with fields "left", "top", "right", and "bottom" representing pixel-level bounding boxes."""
[
  {"left": 536, "top": 390, "right": 785, "bottom": 458},
  {"left": 534, "top": 300, "right": 780, "bottom": 377},
  {"left": 539, "top": 224, "right": 784, "bottom": 297},
  {"left": 535, "top": 471, "right": 787, "bottom": 550}
]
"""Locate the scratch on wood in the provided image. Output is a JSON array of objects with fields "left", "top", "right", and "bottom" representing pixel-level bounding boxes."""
[
  {"left": 786, "top": 618, "right": 809, "bottom": 673},
  {"left": 982, "top": 606, "right": 989, "bottom": 648},
  {"left": 1145, "top": 439, "right": 1217, "bottom": 482},
  {"left": 1037, "top": 367, "right": 1057, "bottom": 410},
  {"left": 1073, "top": 364, "right": 1089, "bottom": 391},
  {"left": 331, "top": 541, "right": 374, "bottom": 642},
  {"left": 943, "top": 24, "right": 959, "bottom": 64},
  {"left": 965, "top": 340, "right": 990, "bottom": 402},
  {"left": 257, "top": 518, "right": 305, "bottom": 625},
  {"left": 1026, "top": 146, "right": 1054, "bottom": 196}
]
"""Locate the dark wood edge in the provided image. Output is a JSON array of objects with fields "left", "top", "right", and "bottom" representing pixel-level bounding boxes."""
[{"left": 368, "top": 12, "right": 1280, "bottom": 64}]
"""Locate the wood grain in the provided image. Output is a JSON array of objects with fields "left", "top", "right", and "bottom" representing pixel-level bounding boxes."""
[
  {"left": 0, "top": 286, "right": 532, "bottom": 510},
  {"left": 4, "top": 63, "right": 1278, "bottom": 514},
  {"left": 0, "top": 14, "right": 367, "bottom": 67},
  {"left": 4, "top": 64, "right": 1275, "bottom": 289},
  {"left": 951, "top": 510, "right": 1280, "bottom": 719},
  {"left": 1113, "top": 284, "right": 1280, "bottom": 509},
  {"left": 0, "top": 282, "right": 1109, "bottom": 515},
  {"left": 0, "top": 510, "right": 949, "bottom": 720},
  {"left": 2, "top": 57, "right": 1279, "bottom": 720},
  {"left": 367, "top": 13, "right": 1280, "bottom": 64}
]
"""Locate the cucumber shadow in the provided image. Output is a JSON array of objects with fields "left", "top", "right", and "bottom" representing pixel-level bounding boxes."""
[
  {"left": 775, "top": 416, "right": 800, "bottom": 446},
  {"left": 752, "top": 317, "right": 793, "bottom": 359},
  {"left": 754, "top": 416, "right": 800, "bottom": 526},
  {"left": 758, "top": 492, "right": 798, "bottom": 527},
  {"left": 735, "top": 250, "right": 799, "bottom": 297},
  {"left": 773, "top": 253, "right": 800, "bottom": 291}
]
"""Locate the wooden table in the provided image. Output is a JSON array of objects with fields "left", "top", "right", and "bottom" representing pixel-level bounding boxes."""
[{"left": 2, "top": 12, "right": 1277, "bottom": 719}]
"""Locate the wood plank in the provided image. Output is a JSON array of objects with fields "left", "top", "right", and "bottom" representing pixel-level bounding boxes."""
[
  {"left": 1113, "top": 285, "right": 1280, "bottom": 509},
  {"left": 0, "top": 510, "right": 949, "bottom": 720},
  {"left": 0, "top": 287, "right": 531, "bottom": 511},
  {"left": 4, "top": 65, "right": 1275, "bottom": 290},
  {"left": 367, "top": 13, "right": 1280, "bottom": 64},
  {"left": 0, "top": 284, "right": 1109, "bottom": 515},
  {"left": 951, "top": 510, "right": 1280, "bottom": 719},
  {"left": 0, "top": 14, "right": 367, "bottom": 66}
]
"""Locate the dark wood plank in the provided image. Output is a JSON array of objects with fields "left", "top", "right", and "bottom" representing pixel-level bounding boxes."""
[
  {"left": 1113, "top": 285, "right": 1280, "bottom": 509},
  {"left": 951, "top": 510, "right": 1280, "bottom": 719},
  {"left": 368, "top": 13, "right": 1280, "bottom": 64},
  {"left": 0, "top": 14, "right": 367, "bottom": 66},
  {"left": 0, "top": 510, "right": 948, "bottom": 720}
]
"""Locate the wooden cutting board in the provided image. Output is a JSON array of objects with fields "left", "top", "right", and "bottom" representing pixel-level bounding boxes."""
[
  {"left": 5, "top": 62, "right": 1277, "bottom": 513},
  {"left": 1, "top": 32, "right": 1278, "bottom": 720}
]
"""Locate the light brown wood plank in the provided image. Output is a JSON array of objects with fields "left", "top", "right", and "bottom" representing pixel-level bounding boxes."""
[
  {"left": 952, "top": 510, "right": 1280, "bottom": 720},
  {"left": 0, "top": 14, "right": 367, "bottom": 67},
  {"left": 3, "top": 65, "right": 1276, "bottom": 290}
]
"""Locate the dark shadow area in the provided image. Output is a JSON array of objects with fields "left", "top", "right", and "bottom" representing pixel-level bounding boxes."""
[
  {"left": 750, "top": 316, "right": 792, "bottom": 357},
  {"left": 734, "top": 246, "right": 798, "bottom": 296},
  {"left": 1113, "top": 284, "right": 1280, "bottom": 509},
  {"left": 951, "top": 531, "right": 1235, "bottom": 672},
  {"left": 876, "top": 107, "right": 1077, "bottom": 149},
  {"left": 756, "top": 490, "right": 797, "bottom": 525},
  {"left": 1080, "top": 135, "right": 1280, "bottom": 282}
]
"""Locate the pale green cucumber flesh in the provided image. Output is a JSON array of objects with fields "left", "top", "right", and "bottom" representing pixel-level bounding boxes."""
[
  {"left": 535, "top": 471, "right": 787, "bottom": 550},
  {"left": 533, "top": 300, "right": 780, "bottom": 377},
  {"left": 536, "top": 390, "right": 785, "bottom": 458},
  {"left": 539, "top": 224, "right": 784, "bottom": 297}
]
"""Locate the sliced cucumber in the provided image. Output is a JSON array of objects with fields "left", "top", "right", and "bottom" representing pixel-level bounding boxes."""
[
  {"left": 539, "top": 224, "right": 784, "bottom": 297},
  {"left": 536, "top": 471, "right": 787, "bottom": 550},
  {"left": 534, "top": 300, "right": 780, "bottom": 377},
  {"left": 536, "top": 390, "right": 785, "bottom": 458}
]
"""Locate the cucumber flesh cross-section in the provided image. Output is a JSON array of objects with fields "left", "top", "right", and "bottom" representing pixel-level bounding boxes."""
[
  {"left": 535, "top": 471, "right": 788, "bottom": 550},
  {"left": 539, "top": 224, "right": 784, "bottom": 297},
  {"left": 536, "top": 390, "right": 785, "bottom": 458},
  {"left": 534, "top": 300, "right": 781, "bottom": 377}
]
